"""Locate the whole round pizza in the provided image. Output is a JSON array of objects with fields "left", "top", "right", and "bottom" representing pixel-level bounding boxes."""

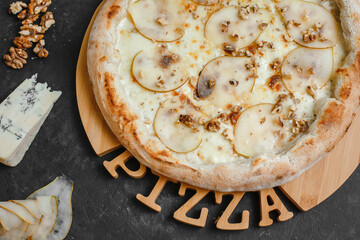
[{"left": 88, "top": 0, "right": 360, "bottom": 191}]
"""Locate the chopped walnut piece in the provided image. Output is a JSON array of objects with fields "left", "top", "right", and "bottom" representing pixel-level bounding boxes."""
[
  {"left": 28, "top": 0, "right": 51, "bottom": 15},
  {"left": 9, "top": 1, "right": 27, "bottom": 15},
  {"left": 270, "top": 58, "right": 281, "bottom": 72},
  {"left": 205, "top": 119, "right": 221, "bottom": 132},
  {"left": 19, "top": 24, "right": 44, "bottom": 36},
  {"left": 268, "top": 75, "right": 281, "bottom": 89},
  {"left": 155, "top": 17, "right": 168, "bottom": 26},
  {"left": 220, "top": 20, "right": 230, "bottom": 33},
  {"left": 286, "top": 20, "right": 301, "bottom": 29},
  {"left": 3, "top": 47, "right": 28, "bottom": 69},
  {"left": 230, "top": 32, "right": 239, "bottom": 41},
  {"left": 229, "top": 79, "right": 239, "bottom": 86},
  {"left": 251, "top": 4, "right": 259, "bottom": 13},
  {"left": 260, "top": 117, "right": 266, "bottom": 125},
  {"left": 272, "top": 94, "right": 287, "bottom": 114},
  {"left": 303, "top": 29, "right": 318, "bottom": 43},
  {"left": 223, "top": 43, "right": 236, "bottom": 54},
  {"left": 19, "top": 11, "right": 39, "bottom": 25},
  {"left": 238, "top": 6, "right": 250, "bottom": 20},
  {"left": 282, "top": 33, "right": 293, "bottom": 42},
  {"left": 40, "top": 12, "right": 55, "bottom": 30},
  {"left": 208, "top": 78, "right": 216, "bottom": 88},
  {"left": 217, "top": 113, "right": 227, "bottom": 121},
  {"left": 306, "top": 85, "right": 317, "bottom": 98},
  {"left": 13, "top": 36, "right": 33, "bottom": 49},
  {"left": 156, "top": 79, "right": 165, "bottom": 88},
  {"left": 259, "top": 23, "right": 269, "bottom": 30},
  {"left": 33, "top": 39, "right": 48, "bottom": 58},
  {"left": 159, "top": 53, "right": 179, "bottom": 68},
  {"left": 308, "top": 67, "right": 315, "bottom": 75},
  {"left": 292, "top": 119, "right": 309, "bottom": 135},
  {"left": 179, "top": 114, "right": 195, "bottom": 128},
  {"left": 232, "top": 105, "right": 242, "bottom": 113},
  {"left": 229, "top": 112, "right": 240, "bottom": 125}
]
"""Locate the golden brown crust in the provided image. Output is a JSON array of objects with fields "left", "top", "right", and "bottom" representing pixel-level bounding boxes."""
[{"left": 88, "top": 0, "right": 360, "bottom": 191}]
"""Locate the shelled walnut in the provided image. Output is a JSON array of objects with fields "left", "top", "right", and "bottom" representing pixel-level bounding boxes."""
[
  {"left": 40, "top": 12, "right": 55, "bottom": 30},
  {"left": 3, "top": 47, "right": 28, "bottom": 69},
  {"left": 9, "top": 1, "right": 27, "bottom": 15},
  {"left": 33, "top": 39, "right": 48, "bottom": 58},
  {"left": 28, "top": 0, "right": 51, "bottom": 15},
  {"left": 13, "top": 36, "right": 33, "bottom": 49},
  {"left": 17, "top": 10, "right": 39, "bottom": 25}
]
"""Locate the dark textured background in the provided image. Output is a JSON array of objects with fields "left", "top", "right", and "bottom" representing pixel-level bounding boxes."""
[{"left": 0, "top": 0, "right": 359, "bottom": 239}]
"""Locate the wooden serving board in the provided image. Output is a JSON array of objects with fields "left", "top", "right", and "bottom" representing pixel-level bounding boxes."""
[{"left": 76, "top": 1, "right": 359, "bottom": 228}]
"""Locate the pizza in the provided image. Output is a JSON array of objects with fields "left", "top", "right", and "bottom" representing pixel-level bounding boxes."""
[{"left": 87, "top": 0, "right": 360, "bottom": 191}]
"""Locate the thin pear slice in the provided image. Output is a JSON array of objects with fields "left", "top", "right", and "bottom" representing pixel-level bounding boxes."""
[
  {"left": 154, "top": 96, "right": 203, "bottom": 153},
  {"left": 10, "top": 199, "right": 42, "bottom": 219},
  {"left": 197, "top": 56, "right": 255, "bottom": 108},
  {"left": 281, "top": 47, "right": 333, "bottom": 94},
  {"left": 0, "top": 202, "right": 35, "bottom": 225},
  {"left": 29, "top": 196, "right": 57, "bottom": 240},
  {"left": 27, "top": 175, "right": 74, "bottom": 240},
  {"left": 191, "top": 0, "right": 218, "bottom": 5},
  {"left": 22, "top": 217, "right": 41, "bottom": 240},
  {"left": 234, "top": 104, "right": 286, "bottom": 158},
  {"left": 132, "top": 47, "right": 188, "bottom": 92},
  {"left": 277, "top": 0, "right": 339, "bottom": 48},
  {"left": 0, "top": 221, "right": 27, "bottom": 240},
  {"left": 128, "top": 0, "right": 185, "bottom": 42},
  {"left": 205, "top": 6, "right": 271, "bottom": 50},
  {"left": 0, "top": 206, "right": 23, "bottom": 231}
]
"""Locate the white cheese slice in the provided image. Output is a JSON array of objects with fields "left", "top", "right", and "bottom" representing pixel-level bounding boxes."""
[{"left": 0, "top": 74, "right": 61, "bottom": 167}]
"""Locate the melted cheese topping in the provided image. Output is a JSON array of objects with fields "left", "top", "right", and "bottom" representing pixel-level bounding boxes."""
[{"left": 113, "top": 0, "right": 348, "bottom": 165}]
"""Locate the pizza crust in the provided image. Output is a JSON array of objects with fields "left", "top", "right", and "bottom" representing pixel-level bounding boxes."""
[{"left": 88, "top": 0, "right": 360, "bottom": 191}]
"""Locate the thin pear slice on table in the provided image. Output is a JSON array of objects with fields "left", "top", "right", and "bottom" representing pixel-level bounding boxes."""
[
  {"left": 234, "top": 104, "right": 287, "bottom": 158},
  {"left": 277, "top": 0, "right": 339, "bottom": 48},
  {"left": 28, "top": 196, "right": 57, "bottom": 240},
  {"left": 22, "top": 217, "right": 41, "bottom": 240},
  {"left": 132, "top": 47, "right": 189, "bottom": 92},
  {"left": 10, "top": 199, "right": 42, "bottom": 219},
  {"left": 205, "top": 6, "right": 271, "bottom": 50},
  {"left": 281, "top": 47, "right": 333, "bottom": 94},
  {"left": 0, "top": 202, "right": 36, "bottom": 225},
  {"left": 197, "top": 56, "right": 255, "bottom": 108},
  {"left": 191, "top": 0, "right": 218, "bottom": 5},
  {"left": 0, "top": 221, "right": 28, "bottom": 240},
  {"left": 128, "top": 0, "right": 185, "bottom": 42},
  {"left": 0, "top": 206, "right": 23, "bottom": 231},
  {"left": 27, "top": 175, "right": 74, "bottom": 240},
  {"left": 154, "top": 96, "right": 203, "bottom": 153}
]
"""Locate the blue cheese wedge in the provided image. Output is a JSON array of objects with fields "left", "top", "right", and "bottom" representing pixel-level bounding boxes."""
[{"left": 0, "top": 74, "right": 61, "bottom": 167}]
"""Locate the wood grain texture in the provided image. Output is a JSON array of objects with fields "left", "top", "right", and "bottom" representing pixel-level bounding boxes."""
[
  {"left": 76, "top": 1, "right": 121, "bottom": 157},
  {"left": 77, "top": 1, "right": 359, "bottom": 215},
  {"left": 280, "top": 110, "right": 360, "bottom": 211}
]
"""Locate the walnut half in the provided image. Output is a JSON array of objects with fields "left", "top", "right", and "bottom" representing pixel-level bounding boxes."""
[
  {"left": 3, "top": 47, "right": 28, "bottom": 69},
  {"left": 9, "top": 1, "right": 27, "bottom": 15},
  {"left": 40, "top": 12, "right": 55, "bottom": 30},
  {"left": 33, "top": 39, "right": 48, "bottom": 58}
]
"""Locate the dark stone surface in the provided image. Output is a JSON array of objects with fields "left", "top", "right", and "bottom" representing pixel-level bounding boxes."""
[{"left": 0, "top": 0, "right": 359, "bottom": 239}]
